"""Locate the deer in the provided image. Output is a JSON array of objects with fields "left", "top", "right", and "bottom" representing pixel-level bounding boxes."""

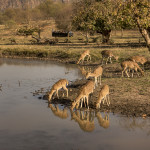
[
  {"left": 77, "top": 50, "right": 91, "bottom": 64},
  {"left": 121, "top": 61, "right": 144, "bottom": 78},
  {"left": 130, "top": 55, "right": 147, "bottom": 70},
  {"left": 71, "top": 80, "right": 95, "bottom": 110},
  {"left": 86, "top": 66, "right": 103, "bottom": 87},
  {"left": 78, "top": 66, "right": 91, "bottom": 76},
  {"left": 96, "top": 85, "right": 110, "bottom": 109},
  {"left": 101, "top": 50, "right": 119, "bottom": 64},
  {"left": 48, "top": 79, "right": 69, "bottom": 102}
]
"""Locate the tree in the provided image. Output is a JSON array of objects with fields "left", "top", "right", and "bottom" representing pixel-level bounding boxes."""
[
  {"left": 72, "top": 0, "right": 96, "bottom": 43},
  {"left": 38, "top": 0, "right": 60, "bottom": 19},
  {"left": 94, "top": 0, "right": 122, "bottom": 43},
  {"left": 17, "top": 26, "right": 43, "bottom": 43},
  {"left": 121, "top": 0, "right": 150, "bottom": 52},
  {"left": 54, "top": 3, "right": 73, "bottom": 32},
  {"left": 72, "top": 0, "right": 122, "bottom": 43}
]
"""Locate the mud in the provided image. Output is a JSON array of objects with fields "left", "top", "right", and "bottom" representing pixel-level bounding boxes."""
[
  {"left": 30, "top": 58, "right": 150, "bottom": 118},
  {"left": 39, "top": 77, "right": 150, "bottom": 118}
]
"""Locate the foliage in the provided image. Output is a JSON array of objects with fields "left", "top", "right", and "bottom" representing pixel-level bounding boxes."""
[
  {"left": 120, "top": 0, "right": 150, "bottom": 51},
  {"left": 72, "top": 0, "right": 96, "bottom": 32},
  {"left": 120, "top": 0, "right": 150, "bottom": 29},
  {"left": 38, "top": 0, "right": 61, "bottom": 19},
  {"left": 17, "top": 26, "right": 41, "bottom": 37},
  {"left": 54, "top": 4, "right": 73, "bottom": 31},
  {"left": 72, "top": 0, "right": 123, "bottom": 43}
]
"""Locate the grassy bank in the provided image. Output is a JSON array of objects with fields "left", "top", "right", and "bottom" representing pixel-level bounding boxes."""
[
  {"left": 0, "top": 43, "right": 149, "bottom": 64},
  {"left": 0, "top": 24, "right": 149, "bottom": 64}
]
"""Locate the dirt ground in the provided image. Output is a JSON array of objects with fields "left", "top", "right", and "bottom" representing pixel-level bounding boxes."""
[{"left": 35, "top": 61, "right": 150, "bottom": 118}]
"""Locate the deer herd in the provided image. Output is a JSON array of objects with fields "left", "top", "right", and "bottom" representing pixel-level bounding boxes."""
[{"left": 48, "top": 49, "right": 148, "bottom": 112}]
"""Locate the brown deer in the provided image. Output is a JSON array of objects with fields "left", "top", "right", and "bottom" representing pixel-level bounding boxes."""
[
  {"left": 86, "top": 66, "right": 103, "bottom": 86},
  {"left": 121, "top": 61, "right": 144, "bottom": 78},
  {"left": 130, "top": 55, "right": 147, "bottom": 70},
  {"left": 48, "top": 79, "right": 68, "bottom": 102},
  {"left": 71, "top": 80, "right": 94, "bottom": 110},
  {"left": 96, "top": 85, "right": 110, "bottom": 109},
  {"left": 101, "top": 50, "right": 119, "bottom": 64},
  {"left": 77, "top": 50, "right": 91, "bottom": 64}
]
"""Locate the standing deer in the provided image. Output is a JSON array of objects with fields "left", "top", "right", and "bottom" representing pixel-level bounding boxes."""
[
  {"left": 77, "top": 50, "right": 91, "bottom": 64},
  {"left": 130, "top": 55, "right": 147, "bottom": 70},
  {"left": 48, "top": 79, "right": 69, "bottom": 102},
  {"left": 101, "top": 50, "right": 119, "bottom": 64},
  {"left": 86, "top": 66, "right": 103, "bottom": 86},
  {"left": 121, "top": 61, "right": 144, "bottom": 78},
  {"left": 71, "top": 80, "right": 94, "bottom": 110},
  {"left": 96, "top": 85, "right": 110, "bottom": 109}
]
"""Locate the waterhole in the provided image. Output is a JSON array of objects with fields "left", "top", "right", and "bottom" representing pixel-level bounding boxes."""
[{"left": 0, "top": 58, "right": 150, "bottom": 150}]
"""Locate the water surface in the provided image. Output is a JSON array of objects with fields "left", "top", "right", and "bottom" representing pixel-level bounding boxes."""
[{"left": 0, "top": 58, "right": 150, "bottom": 150}]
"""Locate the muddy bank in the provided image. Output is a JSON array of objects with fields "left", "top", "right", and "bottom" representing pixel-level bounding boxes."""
[{"left": 37, "top": 72, "right": 150, "bottom": 118}]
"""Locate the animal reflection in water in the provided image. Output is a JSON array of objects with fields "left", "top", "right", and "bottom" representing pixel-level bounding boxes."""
[
  {"left": 48, "top": 103, "right": 110, "bottom": 132},
  {"left": 70, "top": 109, "right": 95, "bottom": 132},
  {"left": 96, "top": 112, "right": 110, "bottom": 129},
  {"left": 71, "top": 110, "right": 110, "bottom": 131},
  {"left": 48, "top": 79, "right": 69, "bottom": 102},
  {"left": 71, "top": 80, "right": 95, "bottom": 110},
  {"left": 48, "top": 104, "right": 69, "bottom": 119}
]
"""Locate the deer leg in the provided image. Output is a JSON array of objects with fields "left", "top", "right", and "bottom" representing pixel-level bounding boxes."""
[
  {"left": 106, "top": 57, "right": 109, "bottom": 64},
  {"left": 62, "top": 86, "right": 68, "bottom": 97},
  {"left": 89, "top": 55, "right": 91, "bottom": 61},
  {"left": 95, "top": 77, "right": 98, "bottom": 87},
  {"left": 56, "top": 90, "right": 59, "bottom": 98},
  {"left": 106, "top": 95, "right": 110, "bottom": 106},
  {"left": 107, "top": 94, "right": 110, "bottom": 105},
  {"left": 86, "top": 96, "right": 89, "bottom": 109},
  {"left": 131, "top": 70, "right": 134, "bottom": 78},
  {"left": 122, "top": 66, "right": 127, "bottom": 77},
  {"left": 134, "top": 68, "right": 140, "bottom": 77},
  {"left": 110, "top": 57, "right": 112, "bottom": 63},
  {"left": 99, "top": 76, "right": 101, "bottom": 85},
  {"left": 125, "top": 69, "right": 130, "bottom": 78}
]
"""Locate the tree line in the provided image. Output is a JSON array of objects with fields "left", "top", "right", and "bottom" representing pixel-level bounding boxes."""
[{"left": 0, "top": 0, "right": 150, "bottom": 51}]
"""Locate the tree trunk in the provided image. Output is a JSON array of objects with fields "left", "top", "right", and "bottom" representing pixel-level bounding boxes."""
[
  {"left": 137, "top": 20, "right": 150, "bottom": 52},
  {"left": 85, "top": 31, "right": 89, "bottom": 44},
  {"left": 101, "top": 29, "right": 111, "bottom": 43}
]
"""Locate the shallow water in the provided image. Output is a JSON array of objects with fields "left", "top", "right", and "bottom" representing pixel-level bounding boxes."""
[{"left": 0, "top": 58, "right": 150, "bottom": 150}]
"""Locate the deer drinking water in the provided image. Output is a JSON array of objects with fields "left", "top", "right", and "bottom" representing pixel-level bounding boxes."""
[
  {"left": 96, "top": 85, "right": 110, "bottom": 109},
  {"left": 48, "top": 79, "right": 69, "bottom": 102},
  {"left": 71, "top": 80, "right": 95, "bottom": 110}
]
